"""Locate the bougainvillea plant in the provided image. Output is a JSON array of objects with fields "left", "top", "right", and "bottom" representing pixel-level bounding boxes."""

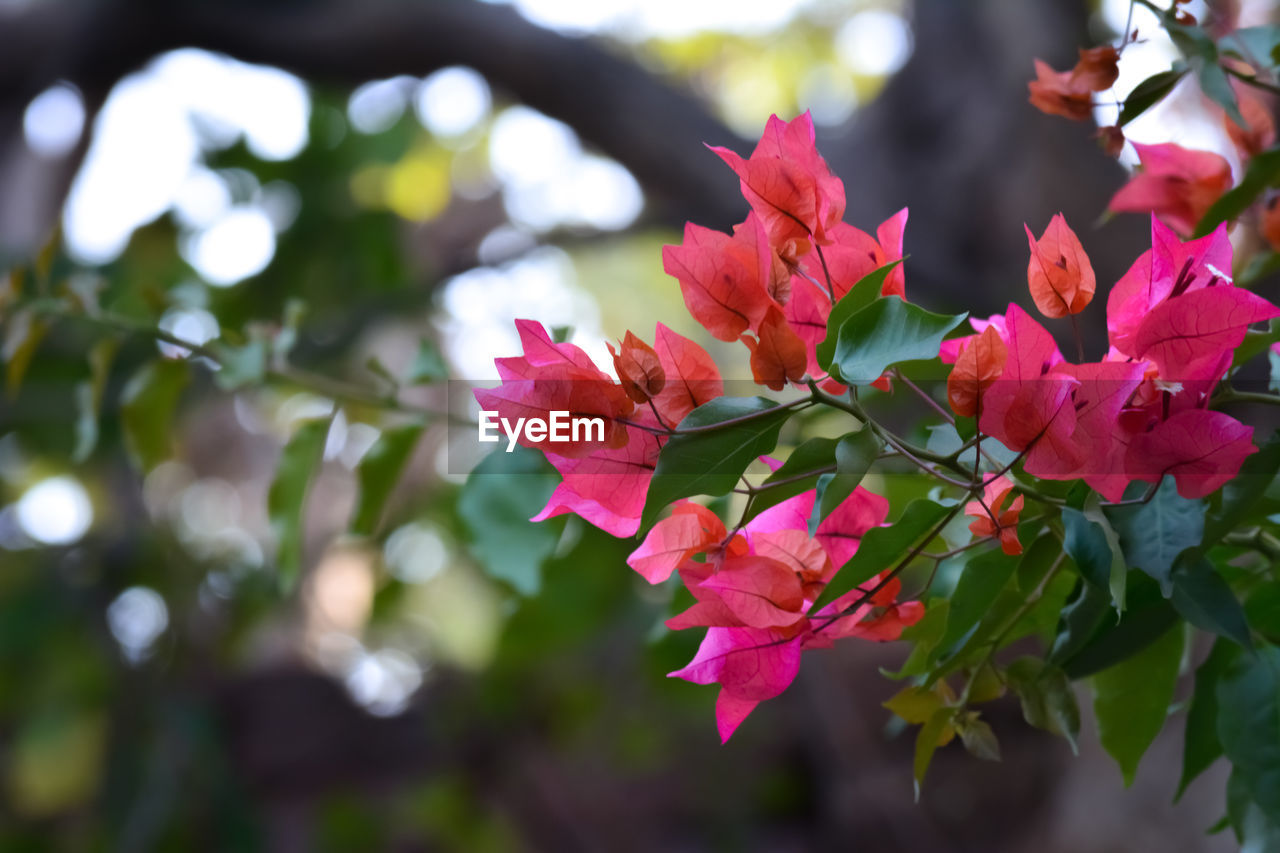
[{"left": 475, "top": 1, "right": 1280, "bottom": 840}]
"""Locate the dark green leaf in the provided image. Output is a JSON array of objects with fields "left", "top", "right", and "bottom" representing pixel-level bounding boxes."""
[
  {"left": 1060, "top": 573, "right": 1181, "bottom": 678},
  {"left": 2, "top": 307, "right": 48, "bottom": 398},
  {"left": 1092, "top": 623, "right": 1184, "bottom": 786},
  {"left": 641, "top": 397, "right": 795, "bottom": 529},
  {"left": 267, "top": 416, "right": 332, "bottom": 591},
  {"left": 1196, "top": 146, "right": 1280, "bottom": 237},
  {"left": 1178, "top": 639, "right": 1237, "bottom": 800},
  {"left": 350, "top": 424, "right": 425, "bottom": 536},
  {"left": 119, "top": 359, "right": 190, "bottom": 473},
  {"left": 1171, "top": 554, "right": 1252, "bottom": 648},
  {"left": 885, "top": 598, "right": 949, "bottom": 679},
  {"left": 1118, "top": 67, "right": 1188, "bottom": 125},
  {"left": 1111, "top": 477, "right": 1206, "bottom": 595},
  {"left": 1217, "top": 643, "right": 1280, "bottom": 824},
  {"left": 1006, "top": 657, "right": 1080, "bottom": 752},
  {"left": 745, "top": 435, "right": 839, "bottom": 521},
  {"left": 71, "top": 337, "right": 118, "bottom": 464},
  {"left": 807, "top": 426, "right": 881, "bottom": 536},
  {"left": 458, "top": 446, "right": 564, "bottom": 596},
  {"left": 815, "top": 260, "right": 902, "bottom": 371},
  {"left": 931, "top": 548, "right": 1018, "bottom": 664},
  {"left": 1247, "top": 583, "right": 1280, "bottom": 644},
  {"left": 810, "top": 499, "right": 951, "bottom": 611},
  {"left": 1049, "top": 581, "right": 1111, "bottom": 666},
  {"left": 828, "top": 295, "right": 966, "bottom": 385}
]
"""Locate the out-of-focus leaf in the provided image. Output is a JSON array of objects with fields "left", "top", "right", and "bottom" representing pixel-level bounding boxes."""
[
  {"left": 407, "top": 338, "right": 449, "bottom": 384},
  {"left": 886, "top": 598, "right": 949, "bottom": 679},
  {"left": 913, "top": 706, "right": 957, "bottom": 800},
  {"left": 2, "top": 307, "right": 48, "bottom": 398},
  {"left": 1217, "top": 642, "right": 1280, "bottom": 824},
  {"left": 72, "top": 337, "right": 119, "bottom": 463},
  {"left": 810, "top": 499, "right": 951, "bottom": 611},
  {"left": 956, "top": 712, "right": 1001, "bottom": 762},
  {"left": 1167, "top": 23, "right": 1246, "bottom": 126},
  {"left": 119, "top": 359, "right": 190, "bottom": 473},
  {"left": 1178, "top": 638, "right": 1237, "bottom": 800},
  {"left": 351, "top": 423, "right": 424, "bottom": 536},
  {"left": 268, "top": 416, "right": 332, "bottom": 591},
  {"left": 1063, "top": 492, "right": 1126, "bottom": 610},
  {"left": 1006, "top": 657, "right": 1080, "bottom": 753},
  {"left": 1234, "top": 320, "right": 1280, "bottom": 369},
  {"left": 6, "top": 710, "right": 105, "bottom": 818},
  {"left": 807, "top": 426, "right": 880, "bottom": 536},
  {"left": 459, "top": 445, "right": 563, "bottom": 596},
  {"left": 1196, "top": 146, "right": 1280, "bottom": 237},
  {"left": 1091, "top": 623, "right": 1184, "bottom": 786},
  {"left": 211, "top": 338, "right": 267, "bottom": 391},
  {"left": 641, "top": 397, "right": 794, "bottom": 529}
]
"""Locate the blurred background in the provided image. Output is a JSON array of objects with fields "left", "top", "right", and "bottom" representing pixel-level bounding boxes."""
[{"left": 0, "top": 0, "right": 1263, "bottom": 849}]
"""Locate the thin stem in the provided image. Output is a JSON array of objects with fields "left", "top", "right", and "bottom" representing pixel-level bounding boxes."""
[
  {"left": 894, "top": 368, "right": 955, "bottom": 425},
  {"left": 813, "top": 242, "right": 838, "bottom": 303}
]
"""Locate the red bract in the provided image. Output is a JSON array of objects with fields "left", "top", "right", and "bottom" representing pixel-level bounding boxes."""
[
  {"left": 475, "top": 319, "right": 633, "bottom": 457},
  {"left": 964, "top": 476, "right": 1024, "bottom": 555},
  {"left": 482, "top": 321, "right": 722, "bottom": 538},
  {"left": 609, "top": 331, "right": 665, "bottom": 404},
  {"left": 1025, "top": 213, "right": 1095, "bottom": 317},
  {"left": 947, "top": 325, "right": 1008, "bottom": 417},
  {"left": 709, "top": 112, "right": 846, "bottom": 258},
  {"left": 627, "top": 500, "right": 727, "bottom": 584},
  {"left": 1133, "top": 286, "right": 1280, "bottom": 381},
  {"left": 744, "top": 305, "right": 808, "bottom": 390},
  {"left": 1027, "top": 47, "right": 1119, "bottom": 121},
  {"left": 1108, "top": 142, "right": 1232, "bottom": 236},
  {"left": 1126, "top": 409, "right": 1257, "bottom": 498},
  {"left": 662, "top": 215, "right": 776, "bottom": 341}
]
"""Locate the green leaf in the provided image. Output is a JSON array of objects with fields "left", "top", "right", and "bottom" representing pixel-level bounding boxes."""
[
  {"left": 1196, "top": 146, "right": 1280, "bottom": 237},
  {"left": 1178, "top": 638, "right": 1237, "bottom": 800},
  {"left": 815, "top": 260, "right": 902, "bottom": 371},
  {"left": 1247, "top": 583, "right": 1280, "bottom": 644},
  {"left": 458, "top": 446, "right": 563, "bottom": 596},
  {"left": 641, "top": 397, "right": 795, "bottom": 529},
  {"left": 1110, "top": 477, "right": 1206, "bottom": 595},
  {"left": 1092, "top": 623, "right": 1184, "bottom": 786},
  {"left": 1006, "top": 657, "right": 1080, "bottom": 752},
  {"left": 1118, "top": 67, "right": 1188, "bottom": 126},
  {"left": 1060, "top": 573, "right": 1180, "bottom": 678},
  {"left": 1242, "top": 252, "right": 1280, "bottom": 287},
  {"left": 119, "top": 359, "right": 190, "bottom": 473},
  {"left": 1049, "top": 581, "right": 1110, "bottom": 667},
  {"left": 1217, "top": 643, "right": 1280, "bottom": 824},
  {"left": 211, "top": 338, "right": 267, "bottom": 391},
  {"left": 807, "top": 426, "right": 881, "bottom": 536},
  {"left": 913, "top": 706, "right": 956, "bottom": 799},
  {"left": 350, "top": 424, "right": 425, "bottom": 536},
  {"left": 1063, "top": 497, "right": 1125, "bottom": 609},
  {"left": 1220, "top": 26, "right": 1280, "bottom": 71},
  {"left": 810, "top": 499, "right": 951, "bottom": 612},
  {"left": 744, "top": 436, "right": 839, "bottom": 522},
  {"left": 931, "top": 548, "right": 1018, "bottom": 665},
  {"left": 407, "top": 338, "right": 449, "bottom": 384},
  {"left": 267, "top": 416, "right": 332, "bottom": 592},
  {"left": 1167, "top": 23, "right": 1247, "bottom": 127},
  {"left": 71, "top": 337, "right": 118, "bottom": 464},
  {"left": 886, "top": 598, "right": 949, "bottom": 679},
  {"left": 956, "top": 713, "right": 1001, "bottom": 762},
  {"left": 2, "top": 307, "right": 48, "bottom": 398},
  {"left": 828, "top": 296, "right": 966, "bottom": 386},
  {"left": 1171, "top": 554, "right": 1252, "bottom": 648},
  {"left": 1233, "top": 319, "right": 1280, "bottom": 370}
]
